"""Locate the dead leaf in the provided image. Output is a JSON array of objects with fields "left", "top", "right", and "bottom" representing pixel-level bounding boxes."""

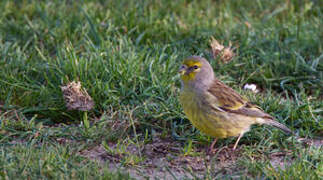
[
  {"left": 209, "top": 37, "right": 235, "bottom": 63},
  {"left": 61, "top": 81, "right": 94, "bottom": 111}
]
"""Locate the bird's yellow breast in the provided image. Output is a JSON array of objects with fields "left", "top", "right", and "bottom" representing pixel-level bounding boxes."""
[{"left": 179, "top": 90, "right": 254, "bottom": 138}]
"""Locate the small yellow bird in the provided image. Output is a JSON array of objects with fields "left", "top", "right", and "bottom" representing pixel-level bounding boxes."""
[{"left": 178, "top": 56, "right": 292, "bottom": 151}]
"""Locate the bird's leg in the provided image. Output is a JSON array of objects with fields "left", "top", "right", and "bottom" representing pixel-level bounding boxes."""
[
  {"left": 233, "top": 133, "right": 243, "bottom": 150},
  {"left": 208, "top": 139, "right": 217, "bottom": 153}
]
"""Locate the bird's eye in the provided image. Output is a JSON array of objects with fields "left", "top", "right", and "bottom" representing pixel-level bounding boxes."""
[{"left": 193, "top": 65, "right": 199, "bottom": 69}]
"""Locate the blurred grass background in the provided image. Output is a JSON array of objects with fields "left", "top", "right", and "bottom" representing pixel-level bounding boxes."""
[{"left": 0, "top": 0, "right": 322, "bottom": 179}]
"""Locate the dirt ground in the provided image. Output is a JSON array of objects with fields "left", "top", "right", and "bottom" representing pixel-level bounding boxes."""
[{"left": 79, "top": 137, "right": 323, "bottom": 179}]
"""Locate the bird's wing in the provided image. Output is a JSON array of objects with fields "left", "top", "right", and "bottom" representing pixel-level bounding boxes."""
[{"left": 207, "top": 79, "right": 273, "bottom": 119}]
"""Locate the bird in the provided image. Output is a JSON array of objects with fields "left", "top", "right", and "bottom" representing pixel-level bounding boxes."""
[{"left": 178, "top": 56, "right": 292, "bottom": 151}]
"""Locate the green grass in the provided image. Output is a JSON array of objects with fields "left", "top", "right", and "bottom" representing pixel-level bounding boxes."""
[{"left": 0, "top": 0, "right": 322, "bottom": 179}]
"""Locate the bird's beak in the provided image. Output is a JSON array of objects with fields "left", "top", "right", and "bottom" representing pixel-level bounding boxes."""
[{"left": 178, "top": 66, "right": 186, "bottom": 75}]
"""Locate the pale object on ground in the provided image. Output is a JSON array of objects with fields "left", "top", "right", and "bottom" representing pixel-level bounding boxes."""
[{"left": 243, "top": 83, "right": 259, "bottom": 93}]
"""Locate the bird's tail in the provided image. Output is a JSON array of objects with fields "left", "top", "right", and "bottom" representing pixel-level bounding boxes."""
[{"left": 265, "top": 119, "right": 292, "bottom": 134}]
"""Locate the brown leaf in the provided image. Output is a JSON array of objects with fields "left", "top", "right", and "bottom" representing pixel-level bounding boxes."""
[
  {"left": 61, "top": 81, "right": 94, "bottom": 111},
  {"left": 209, "top": 37, "right": 235, "bottom": 63}
]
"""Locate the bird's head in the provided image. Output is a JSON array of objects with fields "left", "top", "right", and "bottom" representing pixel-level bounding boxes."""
[{"left": 179, "top": 56, "right": 214, "bottom": 85}]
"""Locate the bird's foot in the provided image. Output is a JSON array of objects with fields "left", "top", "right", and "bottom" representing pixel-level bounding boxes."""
[
  {"left": 206, "top": 138, "right": 218, "bottom": 155},
  {"left": 207, "top": 147, "right": 218, "bottom": 155}
]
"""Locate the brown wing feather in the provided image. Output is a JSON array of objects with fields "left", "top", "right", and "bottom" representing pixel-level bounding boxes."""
[
  {"left": 207, "top": 79, "right": 246, "bottom": 110},
  {"left": 207, "top": 79, "right": 273, "bottom": 119}
]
